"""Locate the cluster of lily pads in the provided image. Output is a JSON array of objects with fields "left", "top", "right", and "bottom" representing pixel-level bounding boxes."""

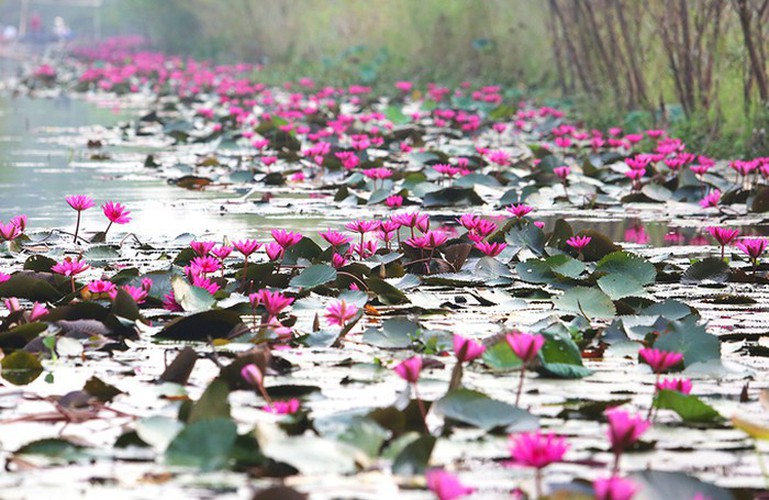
[{"left": 1, "top": 38, "right": 768, "bottom": 498}]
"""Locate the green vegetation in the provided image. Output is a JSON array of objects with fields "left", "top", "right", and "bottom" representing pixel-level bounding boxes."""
[{"left": 98, "top": 0, "right": 769, "bottom": 157}]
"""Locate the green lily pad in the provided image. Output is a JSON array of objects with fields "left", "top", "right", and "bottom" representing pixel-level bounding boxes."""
[
  {"left": 289, "top": 264, "right": 337, "bottom": 290},
  {"left": 654, "top": 390, "right": 723, "bottom": 424},
  {"left": 433, "top": 389, "right": 538, "bottom": 431},
  {"left": 165, "top": 418, "right": 238, "bottom": 471},
  {"left": 552, "top": 286, "right": 616, "bottom": 319}
]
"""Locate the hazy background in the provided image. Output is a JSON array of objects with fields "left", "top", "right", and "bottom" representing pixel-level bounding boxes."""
[{"left": 3, "top": 1, "right": 769, "bottom": 157}]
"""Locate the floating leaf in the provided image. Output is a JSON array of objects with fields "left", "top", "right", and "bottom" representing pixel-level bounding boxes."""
[
  {"left": 155, "top": 309, "right": 249, "bottom": 341},
  {"left": 392, "top": 435, "right": 436, "bottom": 476},
  {"left": 597, "top": 274, "right": 651, "bottom": 300},
  {"left": 362, "top": 318, "right": 418, "bottom": 348},
  {"left": 289, "top": 264, "right": 337, "bottom": 290},
  {"left": 630, "top": 470, "right": 733, "bottom": 500},
  {"left": 367, "top": 276, "right": 410, "bottom": 305},
  {"left": 552, "top": 286, "right": 616, "bottom": 319},
  {"left": 0, "top": 273, "right": 63, "bottom": 302},
  {"left": 595, "top": 251, "right": 656, "bottom": 285},
  {"left": 422, "top": 187, "right": 484, "bottom": 208},
  {"left": 434, "top": 389, "right": 538, "bottom": 431},
  {"left": 165, "top": 418, "right": 237, "bottom": 471},
  {"left": 681, "top": 257, "right": 730, "bottom": 284},
  {"left": 189, "top": 379, "right": 231, "bottom": 424},
  {"left": 1, "top": 351, "right": 43, "bottom": 385},
  {"left": 654, "top": 390, "right": 722, "bottom": 423},
  {"left": 171, "top": 276, "right": 215, "bottom": 312}
]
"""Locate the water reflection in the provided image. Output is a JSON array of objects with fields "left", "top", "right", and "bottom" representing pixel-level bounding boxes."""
[{"left": 0, "top": 95, "right": 343, "bottom": 241}]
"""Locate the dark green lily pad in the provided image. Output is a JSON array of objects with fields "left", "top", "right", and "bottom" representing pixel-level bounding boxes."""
[
  {"left": 1, "top": 350, "right": 44, "bottom": 385},
  {"left": 681, "top": 257, "right": 730, "bottom": 284},
  {"left": 155, "top": 309, "right": 249, "bottom": 341}
]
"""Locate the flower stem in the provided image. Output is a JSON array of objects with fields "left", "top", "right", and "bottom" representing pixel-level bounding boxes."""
[
  {"left": 647, "top": 374, "right": 660, "bottom": 421},
  {"left": 412, "top": 383, "right": 430, "bottom": 434},
  {"left": 535, "top": 468, "right": 543, "bottom": 499},
  {"left": 515, "top": 364, "right": 527, "bottom": 407},
  {"left": 73, "top": 211, "right": 81, "bottom": 244}
]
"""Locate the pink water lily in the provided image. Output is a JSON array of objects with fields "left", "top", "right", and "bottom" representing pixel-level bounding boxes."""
[
  {"left": 655, "top": 377, "right": 693, "bottom": 394},
  {"left": 507, "top": 203, "right": 533, "bottom": 219},
  {"left": 272, "top": 229, "right": 303, "bottom": 248},
  {"left": 509, "top": 431, "right": 569, "bottom": 498},
  {"left": 394, "top": 356, "right": 423, "bottom": 383},
  {"left": 453, "top": 334, "right": 486, "bottom": 363},
  {"left": 506, "top": 332, "right": 545, "bottom": 406},
  {"left": 101, "top": 201, "right": 131, "bottom": 236},
  {"left": 190, "top": 240, "right": 215, "bottom": 256},
  {"left": 324, "top": 299, "right": 358, "bottom": 327},
  {"left": 594, "top": 476, "right": 637, "bottom": 500},
  {"left": 425, "top": 469, "right": 474, "bottom": 500},
  {"left": 639, "top": 347, "right": 683, "bottom": 374},
  {"left": 566, "top": 235, "right": 592, "bottom": 253},
  {"left": 606, "top": 408, "right": 650, "bottom": 473},
  {"left": 706, "top": 226, "right": 739, "bottom": 259},
  {"left": 66, "top": 195, "right": 95, "bottom": 243}
]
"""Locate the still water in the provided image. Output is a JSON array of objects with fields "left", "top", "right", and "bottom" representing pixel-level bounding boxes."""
[{"left": 0, "top": 94, "right": 340, "bottom": 242}]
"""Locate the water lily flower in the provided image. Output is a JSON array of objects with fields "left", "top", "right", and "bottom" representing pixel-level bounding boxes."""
[
  {"left": 509, "top": 431, "right": 569, "bottom": 498},
  {"left": 162, "top": 291, "right": 182, "bottom": 312},
  {"left": 639, "top": 347, "right": 683, "bottom": 374},
  {"left": 262, "top": 398, "right": 300, "bottom": 415},
  {"left": 655, "top": 377, "right": 693, "bottom": 394},
  {"left": 506, "top": 332, "right": 545, "bottom": 405},
  {"left": 190, "top": 240, "right": 215, "bottom": 256},
  {"left": 66, "top": 195, "right": 95, "bottom": 243},
  {"left": 233, "top": 239, "right": 262, "bottom": 256},
  {"left": 594, "top": 476, "right": 637, "bottom": 500},
  {"left": 506, "top": 332, "right": 545, "bottom": 364},
  {"left": 252, "top": 289, "right": 293, "bottom": 320},
  {"left": 52, "top": 257, "right": 90, "bottom": 278},
  {"left": 606, "top": 408, "right": 650, "bottom": 473},
  {"left": 385, "top": 195, "right": 403, "bottom": 208},
  {"left": 265, "top": 241, "right": 284, "bottom": 261},
  {"left": 736, "top": 238, "right": 768, "bottom": 267},
  {"left": 101, "top": 201, "right": 131, "bottom": 236},
  {"left": 325, "top": 299, "right": 358, "bottom": 327},
  {"left": 109, "top": 284, "right": 148, "bottom": 304},
  {"left": 28, "top": 302, "right": 49, "bottom": 322},
  {"left": 190, "top": 255, "right": 221, "bottom": 275},
  {"left": 553, "top": 165, "right": 571, "bottom": 182},
  {"left": 191, "top": 274, "right": 220, "bottom": 295},
  {"left": 706, "top": 226, "right": 739, "bottom": 259},
  {"left": 453, "top": 334, "right": 486, "bottom": 363},
  {"left": 88, "top": 279, "right": 117, "bottom": 297},
  {"left": 0, "top": 272, "right": 10, "bottom": 283},
  {"left": 271, "top": 229, "right": 303, "bottom": 248},
  {"left": 11, "top": 215, "right": 27, "bottom": 231},
  {"left": 210, "top": 245, "right": 233, "bottom": 260},
  {"left": 507, "top": 203, "right": 533, "bottom": 219},
  {"left": 320, "top": 230, "right": 351, "bottom": 248},
  {"left": 0, "top": 222, "right": 21, "bottom": 241},
  {"left": 331, "top": 253, "right": 348, "bottom": 268},
  {"left": 425, "top": 469, "right": 474, "bottom": 500},
  {"left": 345, "top": 219, "right": 379, "bottom": 235},
  {"left": 474, "top": 241, "right": 506, "bottom": 257},
  {"left": 700, "top": 189, "right": 721, "bottom": 208},
  {"left": 567, "top": 235, "right": 592, "bottom": 253},
  {"left": 394, "top": 356, "right": 423, "bottom": 383}
]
